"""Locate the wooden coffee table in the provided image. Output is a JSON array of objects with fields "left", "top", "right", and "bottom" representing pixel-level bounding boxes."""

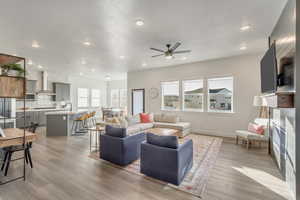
[{"left": 147, "top": 128, "right": 179, "bottom": 137}]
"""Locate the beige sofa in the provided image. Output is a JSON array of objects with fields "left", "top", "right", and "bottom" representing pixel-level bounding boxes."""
[{"left": 125, "top": 113, "right": 191, "bottom": 138}]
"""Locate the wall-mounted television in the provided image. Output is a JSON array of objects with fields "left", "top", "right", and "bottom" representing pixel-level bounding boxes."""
[{"left": 260, "top": 43, "right": 278, "bottom": 94}]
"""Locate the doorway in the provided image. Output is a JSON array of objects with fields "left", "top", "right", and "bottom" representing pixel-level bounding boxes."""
[{"left": 132, "top": 89, "right": 145, "bottom": 115}]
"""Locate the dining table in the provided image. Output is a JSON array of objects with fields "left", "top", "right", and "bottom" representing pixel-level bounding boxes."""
[{"left": 0, "top": 128, "right": 37, "bottom": 148}]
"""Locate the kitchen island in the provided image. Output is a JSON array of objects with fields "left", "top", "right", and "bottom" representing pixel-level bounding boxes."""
[
  {"left": 16, "top": 108, "right": 68, "bottom": 128},
  {"left": 45, "top": 111, "right": 87, "bottom": 136}
]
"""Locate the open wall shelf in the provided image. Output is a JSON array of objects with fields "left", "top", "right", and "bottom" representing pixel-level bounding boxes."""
[{"left": 0, "top": 53, "right": 26, "bottom": 185}]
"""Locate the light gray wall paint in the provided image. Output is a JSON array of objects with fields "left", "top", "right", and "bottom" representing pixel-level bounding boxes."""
[{"left": 127, "top": 53, "right": 263, "bottom": 137}]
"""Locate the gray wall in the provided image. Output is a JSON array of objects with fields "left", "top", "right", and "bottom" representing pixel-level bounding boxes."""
[
  {"left": 128, "top": 53, "right": 262, "bottom": 137},
  {"left": 270, "top": 0, "right": 296, "bottom": 198}
]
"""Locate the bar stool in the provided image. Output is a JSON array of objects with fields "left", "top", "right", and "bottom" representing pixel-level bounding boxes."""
[{"left": 71, "top": 113, "right": 88, "bottom": 135}]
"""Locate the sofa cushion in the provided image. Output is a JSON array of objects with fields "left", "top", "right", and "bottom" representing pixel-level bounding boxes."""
[
  {"left": 139, "top": 123, "right": 154, "bottom": 131},
  {"left": 236, "top": 130, "right": 268, "bottom": 140},
  {"left": 161, "top": 114, "right": 179, "bottom": 123},
  {"left": 146, "top": 133, "right": 178, "bottom": 149},
  {"left": 154, "top": 122, "right": 191, "bottom": 131},
  {"left": 126, "top": 114, "right": 140, "bottom": 126},
  {"left": 105, "top": 125, "right": 126, "bottom": 138},
  {"left": 154, "top": 113, "right": 163, "bottom": 122},
  {"left": 127, "top": 124, "right": 143, "bottom": 135}
]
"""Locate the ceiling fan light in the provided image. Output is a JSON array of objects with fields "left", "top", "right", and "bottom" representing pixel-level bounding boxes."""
[{"left": 165, "top": 55, "right": 173, "bottom": 60}]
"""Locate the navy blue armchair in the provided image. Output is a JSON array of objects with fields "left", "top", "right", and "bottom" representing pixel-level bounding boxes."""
[
  {"left": 100, "top": 126, "right": 146, "bottom": 166},
  {"left": 140, "top": 139, "right": 193, "bottom": 186}
]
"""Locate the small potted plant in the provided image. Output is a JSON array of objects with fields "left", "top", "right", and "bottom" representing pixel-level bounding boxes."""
[{"left": 0, "top": 63, "right": 25, "bottom": 77}]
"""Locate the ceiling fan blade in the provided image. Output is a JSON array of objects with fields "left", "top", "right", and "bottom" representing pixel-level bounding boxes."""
[
  {"left": 173, "top": 50, "right": 191, "bottom": 54},
  {"left": 170, "top": 42, "right": 181, "bottom": 51},
  {"left": 152, "top": 54, "right": 164, "bottom": 57},
  {"left": 150, "top": 48, "right": 165, "bottom": 53}
]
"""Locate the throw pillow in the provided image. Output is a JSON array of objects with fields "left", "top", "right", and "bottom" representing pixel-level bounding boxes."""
[
  {"left": 248, "top": 123, "right": 265, "bottom": 135},
  {"left": 119, "top": 117, "right": 129, "bottom": 128},
  {"left": 146, "top": 133, "right": 178, "bottom": 149},
  {"left": 105, "top": 125, "right": 127, "bottom": 138},
  {"left": 126, "top": 114, "right": 140, "bottom": 126},
  {"left": 140, "top": 113, "right": 153, "bottom": 123}
]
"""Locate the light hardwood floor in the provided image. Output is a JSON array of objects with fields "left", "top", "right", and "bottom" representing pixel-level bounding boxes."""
[{"left": 0, "top": 128, "right": 292, "bottom": 200}]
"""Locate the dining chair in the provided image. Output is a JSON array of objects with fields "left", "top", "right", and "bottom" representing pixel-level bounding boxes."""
[{"left": 1, "top": 122, "right": 38, "bottom": 176}]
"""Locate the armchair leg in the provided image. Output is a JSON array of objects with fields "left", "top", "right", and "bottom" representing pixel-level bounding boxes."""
[
  {"left": 247, "top": 139, "right": 249, "bottom": 149},
  {"left": 236, "top": 136, "right": 238, "bottom": 145}
]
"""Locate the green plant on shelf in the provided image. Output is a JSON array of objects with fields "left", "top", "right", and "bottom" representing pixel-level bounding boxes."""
[{"left": 0, "top": 63, "right": 25, "bottom": 77}]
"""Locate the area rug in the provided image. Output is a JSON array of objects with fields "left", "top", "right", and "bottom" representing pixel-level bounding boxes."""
[{"left": 89, "top": 134, "right": 223, "bottom": 198}]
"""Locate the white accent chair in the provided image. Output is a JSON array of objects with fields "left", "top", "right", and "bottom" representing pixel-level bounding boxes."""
[{"left": 236, "top": 118, "right": 268, "bottom": 149}]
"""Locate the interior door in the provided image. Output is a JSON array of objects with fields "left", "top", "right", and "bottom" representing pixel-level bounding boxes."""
[{"left": 132, "top": 89, "right": 145, "bottom": 115}]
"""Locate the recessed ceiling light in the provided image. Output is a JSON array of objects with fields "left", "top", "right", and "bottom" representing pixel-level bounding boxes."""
[
  {"left": 28, "top": 60, "right": 33, "bottom": 65},
  {"left": 105, "top": 75, "right": 111, "bottom": 81},
  {"left": 32, "top": 41, "right": 40, "bottom": 48},
  {"left": 142, "top": 63, "right": 147, "bottom": 67},
  {"left": 91, "top": 68, "right": 95, "bottom": 72},
  {"left": 240, "top": 45, "right": 247, "bottom": 50},
  {"left": 120, "top": 55, "right": 125, "bottom": 59},
  {"left": 37, "top": 65, "right": 43, "bottom": 69},
  {"left": 240, "top": 25, "right": 251, "bottom": 31},
  {"left": 83, "top": 41, "right": 91, "bottom": 46},
  {"left": 135, "top": 19, "right": 144, "bottom": 26},
  {"left": 181, "top": 57, "right": 187, "bottom": 60},
  {"left": 79, "top": 72, "right": 83, "bottom": 76}
]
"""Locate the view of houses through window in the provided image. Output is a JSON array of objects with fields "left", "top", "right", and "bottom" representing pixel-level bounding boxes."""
[
  {"left": 208, "top": 77, "right": 233, "bottom": 112},
  {"left": 161, "top": 77, "right": 233, "bottom": 113},
  {"left": 183, "top": 79, "right": 203, "bottom": 111},
  {"left": 161, "top": 81, "right": 180, "bottom": 110}
]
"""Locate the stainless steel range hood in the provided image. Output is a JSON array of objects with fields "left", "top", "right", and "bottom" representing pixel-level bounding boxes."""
[{"left": 37, "top": 71, "right": 55, "bottom": 95}]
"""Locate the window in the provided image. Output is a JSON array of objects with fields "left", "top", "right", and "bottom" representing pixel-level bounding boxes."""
[
  {"left": 77, "top": 88, "right": 89, "bottom": 108},
  {"left": 208, "top": 77, "right": 233, "bottom": 113},
  {"left": 91, "top": 89, "right": 101, "bottom": 107},
  {"left": 161, "top": 81, "right": 180, "bottom": 110},
  {"left": 119, "top": 89, "right": 127, "bottom": 108},
  {"left": 183, "top": 79, "right": 203, "bottom": 111},
  {"left": 111, "top": 89, "right": 120, "bottom": 107}
]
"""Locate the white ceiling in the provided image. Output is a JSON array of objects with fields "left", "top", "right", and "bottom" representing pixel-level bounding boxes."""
[{"left": 0, "top": 0, "right": 287, "bottom": 80}]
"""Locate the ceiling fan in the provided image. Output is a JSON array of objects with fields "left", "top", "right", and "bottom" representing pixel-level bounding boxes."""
[{"left": 150, "top": 42, "right": 191, "bottom": 59}]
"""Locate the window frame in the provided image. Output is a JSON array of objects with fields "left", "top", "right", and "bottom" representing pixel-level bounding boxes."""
[
  {"left": 91, "top": 89, "right": 101, "bottom": 108},
  {"left": 161, "top": 80, "right": 180, "bottom": 111},
  {"left": 207, "top": 76, "right": 234, "bottom": 113},
  {"left": 77, "top": 88, "right": 89, "bottom": 108},
  {"left": 110, "top": 89, "right": 120, "bottom": 108},
  {"left": 182, "top": 79, "right": 204, "bottom": 112},
  {"left": 119, "top": 88, "right": 127, "bottom": 109}
]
